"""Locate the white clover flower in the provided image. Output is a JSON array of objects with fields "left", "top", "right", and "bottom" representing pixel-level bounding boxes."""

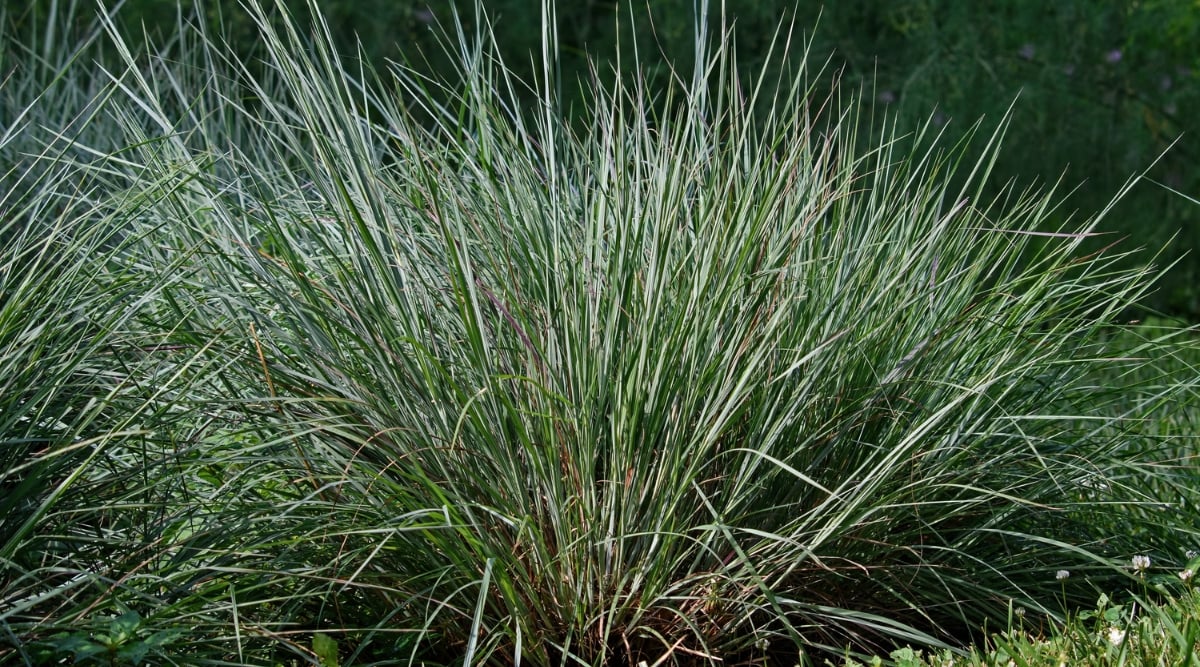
[
  {"left": 1056, "top": 570, "right": 1070, "bottom": 581},
  {"left": 1107, "top": 626, "right": 1126, "bottom": 646},
  {"left": 1180, "top": 569, "right": 1194, "bottom": 583},
  {"left": 1014, "top": 606, "right": 1026, "bottom": 619},
  {"left": 1132, "top": 555, "right": 1151, "bottom": 573},
  {"left": 1079, "top": 474, "right": 1111, "bottom": 491}
]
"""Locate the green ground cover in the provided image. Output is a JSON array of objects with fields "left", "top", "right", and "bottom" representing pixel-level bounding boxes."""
[{"left": 1, "top": 2, "right": 1198, "bottom": 665}]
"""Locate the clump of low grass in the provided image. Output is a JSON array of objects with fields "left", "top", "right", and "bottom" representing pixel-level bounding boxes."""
[
  {"left": 0, "top": 6, "right": 227, "bottom": 664},
  {"left": 3, "top": 1, "right": 1199, "bottom": 665},
  {"left": 969, "top": 564, "right": 1200, "bottom": 667},
  {"left": 834, "top": 559, "right": 1200, "bottom": 665}
]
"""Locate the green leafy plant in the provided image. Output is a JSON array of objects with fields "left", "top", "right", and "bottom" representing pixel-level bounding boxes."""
[
  {"left": 312, "top": 633, "right": 340, "bottom": 667},
  {"left": 36, "top": 610, "right": 183, "bottom": 666}
]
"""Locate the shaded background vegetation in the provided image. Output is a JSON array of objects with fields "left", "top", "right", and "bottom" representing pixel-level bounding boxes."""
[{"left": 8, "top": 0, "right": 1198, "bottom": 317}]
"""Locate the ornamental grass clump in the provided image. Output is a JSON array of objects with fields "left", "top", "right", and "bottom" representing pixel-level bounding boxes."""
[
  {"left": 0, "top": 7, "right": 222, "bottom": 659},
  {"left": 3, "top": 0, "right": 1198, "bottom": 665}
]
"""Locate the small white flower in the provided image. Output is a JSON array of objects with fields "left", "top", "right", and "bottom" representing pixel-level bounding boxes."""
[
  {"left": 1132, "top": 555, "right": 1151, "bottom": 573},
  {"left": 1014, "top": 606, "right": 1026, "bottom": 618},
  {"left": 1187, "top": 549, "right": 1198, "bottom": 560},
  {"left": 1056, "top": 569, "right": 1070, "bottom": 581},
  {"left": 1107, "top": 626, "right": 1126, "bottom": 646},
  {"left": 1180, "top": 569, "right": 1194, "bottom": 582}
]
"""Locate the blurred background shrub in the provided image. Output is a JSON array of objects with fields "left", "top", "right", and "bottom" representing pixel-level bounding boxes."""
[{"left": 7, "top": 0, "right": 1195, "bottom": 317}]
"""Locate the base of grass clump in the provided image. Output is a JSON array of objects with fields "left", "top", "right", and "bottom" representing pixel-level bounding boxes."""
[{"left": 3, "top": 0, "right": 1199, "bottom": 665}]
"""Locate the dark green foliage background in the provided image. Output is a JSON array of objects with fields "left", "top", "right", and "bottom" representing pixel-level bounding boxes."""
[{"left": 9, "top": 0, "right": 1197, "bottom": 316}]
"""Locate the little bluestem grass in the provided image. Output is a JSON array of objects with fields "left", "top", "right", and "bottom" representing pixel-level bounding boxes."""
[{"left": 1, "top": 1, "right": 1198, "bottom": 665}]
